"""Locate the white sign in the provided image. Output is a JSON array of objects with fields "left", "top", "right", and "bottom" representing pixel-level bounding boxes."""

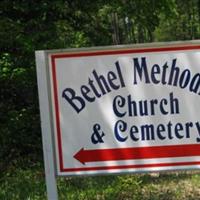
[{"left": 38, "top": 43, "right": 200, "bottom": 177}]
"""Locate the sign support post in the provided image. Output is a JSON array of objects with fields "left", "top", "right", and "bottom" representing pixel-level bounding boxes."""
[{"left": 36, "top": 51, "right": 58, "bottom": 200}]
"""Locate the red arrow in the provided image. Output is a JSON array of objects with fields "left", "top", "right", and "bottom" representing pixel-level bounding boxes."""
[{"left": 73, "top": 144, "right": 200, "bottom": 165}]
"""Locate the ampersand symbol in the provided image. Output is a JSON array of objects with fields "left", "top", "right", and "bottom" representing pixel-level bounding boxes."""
[{"left": 91, "top": 123, "right": 105, "bottom": 144}]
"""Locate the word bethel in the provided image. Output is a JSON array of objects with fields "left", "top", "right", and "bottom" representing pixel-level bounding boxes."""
[{"left": 62, "top": 57, "right": 200, "bottom": 113}]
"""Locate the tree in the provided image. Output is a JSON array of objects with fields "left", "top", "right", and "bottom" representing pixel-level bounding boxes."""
[{"left": 154, "top": 0, "right": 200, "bottom": 41}]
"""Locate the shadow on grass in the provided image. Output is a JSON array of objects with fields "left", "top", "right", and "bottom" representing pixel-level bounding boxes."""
[
  {"left": 1, "top": 166, "right": 200, "bottom": 200},
  {"left": 140, "top": 170, "right": 200, "bottom": 185},
  {"left": 59, "top": 175, "right": 118, "bottom": 190}
]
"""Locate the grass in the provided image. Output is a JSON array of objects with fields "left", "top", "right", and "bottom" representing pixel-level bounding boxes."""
[{"left": 1, "top": 163, "right": 200, "bottom": 200}]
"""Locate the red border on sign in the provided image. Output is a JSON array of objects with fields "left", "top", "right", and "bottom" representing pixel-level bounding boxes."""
[{"left": 51, "top": 45, "right": 200, "bottom": 173}]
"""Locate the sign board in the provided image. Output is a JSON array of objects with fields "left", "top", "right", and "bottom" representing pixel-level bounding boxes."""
[{"left": 36, "top": 42, "right": 200, "bottom": 178}]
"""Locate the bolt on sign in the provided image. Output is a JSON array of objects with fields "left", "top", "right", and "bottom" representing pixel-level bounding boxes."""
[{"left": 36, "top": 41, "right": 200, "bottom": 179}]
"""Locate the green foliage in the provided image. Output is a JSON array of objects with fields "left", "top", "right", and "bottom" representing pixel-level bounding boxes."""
[
  {"left": 154, "top": 0, "right": 200, "bottom": 41},
  {"left": 1, "top": 167, "right": 200, "bottom": 200},
  {"left": 0, "top": 164, "right": 46, "bottom": 200},
  {"left": 0, "top": 51, "right": 41, "bottom": 172}
]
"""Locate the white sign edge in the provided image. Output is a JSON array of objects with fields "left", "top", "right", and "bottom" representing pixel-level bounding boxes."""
[{"left": 35, "top": 51, "right": 58, "bottom": 200}]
